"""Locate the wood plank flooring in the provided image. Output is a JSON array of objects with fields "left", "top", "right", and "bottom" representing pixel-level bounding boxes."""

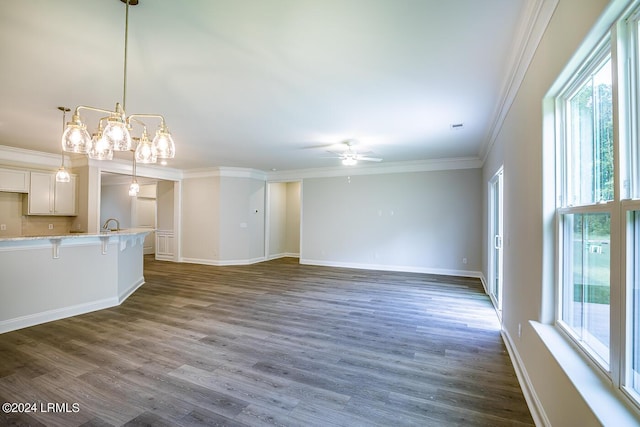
[{"left": 0, "top": 257, "right": 533, "bottom": 426}]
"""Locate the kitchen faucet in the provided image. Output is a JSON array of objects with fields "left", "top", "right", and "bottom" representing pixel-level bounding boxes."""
[{"left": 102, "top": 218, "right": 120, "bottom": 231}]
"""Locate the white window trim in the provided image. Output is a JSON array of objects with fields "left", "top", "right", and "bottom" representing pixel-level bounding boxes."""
[{"left": 540, "top": 0, "right": 640, "bottom": 422}]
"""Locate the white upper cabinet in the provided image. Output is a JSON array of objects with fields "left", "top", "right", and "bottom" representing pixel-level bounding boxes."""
[
  {"left": 26, "top": 171, "right": 77, "bottom": 216},
  {"left": 0, "top": 168, "right": 29, "bottom": 192}
]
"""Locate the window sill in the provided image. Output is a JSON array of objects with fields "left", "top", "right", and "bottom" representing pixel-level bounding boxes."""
[{"left": 531, "top": 321, "right": 640, "bottom": 425}]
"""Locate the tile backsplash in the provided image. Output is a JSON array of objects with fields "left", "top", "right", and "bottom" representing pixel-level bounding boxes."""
[
  {"left": 0, "top": 192, "right": 74, "bottom": 237},
  {"left": 21, "top": 215, "right": 74, "bottom": 236},
  {"left": 0, "top": 192, "right": 22, "bottom": 237}
]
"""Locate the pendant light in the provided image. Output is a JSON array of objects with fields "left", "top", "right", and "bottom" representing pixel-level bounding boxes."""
[
  {"left": 62, "top": 0, "right": 175, "bottom": 166},
  {"left": 128, "top": 156, "right": 140, "bottom": 197},
  {"left": 55, "top": 107, "right": 72, "bottom": 183}
]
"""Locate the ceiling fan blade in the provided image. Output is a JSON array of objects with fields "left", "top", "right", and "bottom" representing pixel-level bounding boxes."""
[{"left": 357, "top": 156, "right": 383, "bottom": 162}]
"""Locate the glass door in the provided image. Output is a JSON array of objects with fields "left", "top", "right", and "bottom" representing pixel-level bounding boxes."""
[{"left": 489, "top": 168, "right": 504, "bottom": 313}]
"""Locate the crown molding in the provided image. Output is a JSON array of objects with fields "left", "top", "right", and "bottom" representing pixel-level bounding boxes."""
[
  {"left": 1, "top": 144, "right": 481, "bottom": 183},
  {"left": 479, "top": 0, "right": 559, "bottom": 163},
  {"left": 0, "top": 145, "right": 71, "bottom": 170},
  {"left": 87, "top": 158, "right": 183, "bottom": 181},
  {"left": 266, "top": 157, "right": 482, "bottom": 181},
  {"left": 183, "top": 167, "right": 267, "bottom": 181}
]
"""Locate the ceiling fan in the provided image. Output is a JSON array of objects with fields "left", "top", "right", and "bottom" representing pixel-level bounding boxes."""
[{"left": 328, "top": 140, "right": 382, "bottom": 166}]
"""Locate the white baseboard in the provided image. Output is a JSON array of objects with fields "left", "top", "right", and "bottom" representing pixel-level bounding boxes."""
[
  {"left": 0, "top": 297, "right": 119, "bottom": 334},
  {"left": 0, "top": 277, "right": 146, "bottom": 334},
  {"left": 501, "top": 328, "right": 549, "bottom": 427},
  {"left": 299, "top": 258, "right": 482, "bottom": 278},
  {"left": 118, "top": 277, "right": 146, "bottom": 303},
  {"left": 479, "top": 272, "right": 489, "bottom": 294},
  {"left": 266, "top": 252, "right": 300, "bottom": 260}
]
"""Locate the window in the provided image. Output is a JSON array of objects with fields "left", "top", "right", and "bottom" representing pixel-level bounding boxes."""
[
  {"left": 561, "top": 212, "right": 611, "bottom": 365},
  {"left": 557, "top": 51, "right": 613, "bottom": 370},
  {"left": 554, "top": 3, "right": 640, "bottom": 409}
]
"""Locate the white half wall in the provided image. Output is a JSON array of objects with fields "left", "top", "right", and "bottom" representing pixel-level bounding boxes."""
[{"left": 301, "top": 169, "right": 482, "bottom": 276}]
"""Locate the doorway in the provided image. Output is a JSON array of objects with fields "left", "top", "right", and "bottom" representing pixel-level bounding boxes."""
[
  {"left": 265, "top": 181, "right": 301, "bottom": 260},
  {"left": 132, "top": 184, "right": 156, "bottom": 255},
  {"left": 489, "top": 168, "right": 504, "bottom": 314}
]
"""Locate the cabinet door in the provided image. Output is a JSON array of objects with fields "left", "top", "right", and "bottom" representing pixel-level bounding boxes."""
[
  {"left": 28, "top": 172, "right": 53, "bottom": 214},
  {"left": 0, "top": 168, "right": 29, "bottom": 192},
  {"left": 54, "top": 175, "right": 77, "bottom": 215}
]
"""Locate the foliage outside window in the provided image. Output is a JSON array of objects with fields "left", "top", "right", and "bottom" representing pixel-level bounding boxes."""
[{"left": 558, "top": 54, "right": 613, "bottom": 370}]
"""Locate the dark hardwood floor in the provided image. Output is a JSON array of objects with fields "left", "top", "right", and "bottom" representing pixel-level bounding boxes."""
[{"left": 0, "top": 256, "right": 533, "bottom": 426}]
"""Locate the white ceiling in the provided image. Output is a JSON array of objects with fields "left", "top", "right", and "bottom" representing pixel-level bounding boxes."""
[{"left": 0, "top": 0, "right": 534, "bottom": 172}]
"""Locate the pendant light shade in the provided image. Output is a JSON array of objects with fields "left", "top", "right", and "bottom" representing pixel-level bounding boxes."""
[
  {"left": 61, "top": 113, "right": 91, "bottom": 154},
  {"left": 134, "top": 128, "right": 157, "bottom": 164},
  {"left": 103, "top": 113, "right": 132, "bottom": 151},
  {"left": 88, "top": 123, "right": 114, "bottom": 160},
  {"left": 128, "top": 179, "right": 140, "bottom": 196},
  {"left": 55, "top": 166, "right": 71, "bottom": 183},
  {"left": 152, "top": 124, "right": 175, "bottom": 159}
]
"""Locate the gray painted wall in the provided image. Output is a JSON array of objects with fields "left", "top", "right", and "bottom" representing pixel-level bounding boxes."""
[
  {"left": 482, "top": 0, "right": 612, "bottom": 424},
  {"left": 157, "top": 180, "right": 175, "bottom": 231},
  {"left": 219, "top": 176, "right": 265, "bottom": 261},
  {"left": 181, "top": 176, "right": 220, "bottom": 261},
  {"left": 100, "top": 183, "right": 132, "bottom": 229},
  {"left": 301, "top": 169, "right": 481, "bottom": 275}
]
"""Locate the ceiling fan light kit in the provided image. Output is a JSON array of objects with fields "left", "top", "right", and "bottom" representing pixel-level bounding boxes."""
[
  {"left": 329, "top": 139, "right": 382, "bottom": 166},
  {"left": 61, "top": 0, "right": 175, "bottom": 190}
]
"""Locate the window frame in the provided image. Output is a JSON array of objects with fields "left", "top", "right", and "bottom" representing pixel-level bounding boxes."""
[{"left": 555, "top": 40, "right": 615, "bottom": 374}]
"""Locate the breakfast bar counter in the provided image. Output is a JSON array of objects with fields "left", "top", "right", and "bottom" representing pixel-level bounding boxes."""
[{"left": 0, "top": 229, "right": 151, "bottom": 333}]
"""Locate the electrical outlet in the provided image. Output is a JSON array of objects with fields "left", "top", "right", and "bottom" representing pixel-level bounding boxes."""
[
  {"left": 48, "top": 224, "right": 53, "bottom": 230},
  {"left": 518, "top": 323, "right": 522, "bottom": 338},
  {"left": 462, "top": 257, "right": 467, "bottom": 264},
  {"left": 0, "top": 224, "right": 6, "bottom": 231}
]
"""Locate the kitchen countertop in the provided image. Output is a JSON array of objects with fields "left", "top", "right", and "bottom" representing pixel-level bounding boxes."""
[{"left": 0, "top": 228, "right": 152, "bottom": 242}]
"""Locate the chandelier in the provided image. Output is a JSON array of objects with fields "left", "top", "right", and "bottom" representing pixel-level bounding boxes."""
[{"left": 61, "top": 0, "right": 175, "bottom": 173}]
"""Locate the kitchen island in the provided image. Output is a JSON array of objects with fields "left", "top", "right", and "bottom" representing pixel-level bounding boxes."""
[{"left": 0, "top": 229, "right": 150, "bottom": 333}]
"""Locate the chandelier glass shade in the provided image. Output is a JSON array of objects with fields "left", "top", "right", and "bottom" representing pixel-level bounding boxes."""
[
  {"left": 86, "top": 121, "right": 111, "bottom": 160},
  {"left": 61, "top": 0, "right": 174, "bottom": 166},
  {"left": 134, "top": 128, "right": 157, "bottom": 164},
  {"left": 103, "top": 108, "right": 132, "bottom": 152},
  {"left": 61, "top": 113, "right": 91, "bottom": 154},
  {"left": 152, "top": 124, "right": 175, "bottom": 159}
]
